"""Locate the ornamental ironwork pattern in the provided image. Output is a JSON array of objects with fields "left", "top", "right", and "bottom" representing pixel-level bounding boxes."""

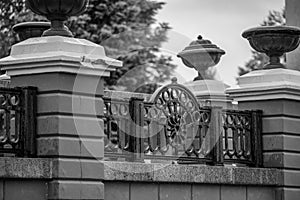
[
  {"left": 0, "top": 87, "right": 36, "bottom": 157},
  {"left": 223, "top": 110, "right": 251, "bottom": 159},
  {"left": 222, "top": 109, "right": 262, "bottom": 166},
  {"left": 103, "top": 97, "right": 144, "bottom": 161},
  {"left": 103, "top": 98, "right": 131, "bottom": 160},
  {"left": 143, "top": 80, "right": 212, "bottom": 163},
  {"left": 103, "top": 81, "right": 262, "bottom": 166}
]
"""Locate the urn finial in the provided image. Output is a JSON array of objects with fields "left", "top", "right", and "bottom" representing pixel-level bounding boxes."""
[
  {"left": 242, "top": 26, "right": 300, "bottom": 69},
  {"left": 177, "top": 35, "right": 225, "bottom": 80},
  {"left": 25, "top": 0, "right": 89, "bottom": 37}
]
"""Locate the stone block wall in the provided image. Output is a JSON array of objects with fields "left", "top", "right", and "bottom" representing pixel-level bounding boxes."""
[
  {"left": 103, "top": 161, "right": 280, "bottom": 200},
  {"left": 105, "top": 182, "right": 275, "bottom": 200},
  {"left": 0, "top": 180, "right": 48, "bottom": 200},
  {"left": 0, "top": 158, "right": 51, "bottom": 200},
  {"left": 227, "top": 68, "right": 300, "bottom": 200}
]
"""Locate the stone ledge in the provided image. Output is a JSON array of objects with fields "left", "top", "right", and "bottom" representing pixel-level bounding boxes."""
[
  {"left": 103, "top": 161, "right": 281, "bottom": 186},
  {"left": 0, "top": 157, "right": 52, "bottom": 179},
  {"left": 104, "top": 90, "right": 152, "bottom": 101}
]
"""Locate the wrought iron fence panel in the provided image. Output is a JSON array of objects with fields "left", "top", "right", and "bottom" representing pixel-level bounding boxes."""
[
  {"left": 103, "top": 81, "right": 262, "bottom": 166},
  {"left": 103, "top": 98, "right": 132, "bottom": 161},
  {"left": 222, "top": 109, "right": 262, "bottom": 166},
  {"left": 0, "top": 87, "right": 36, "bottom": 157},
  {"left": 143, "top": 103, "right": 212, "bottom": 163},
  {"left": 145, "top": 80, "right": 214, "bottom": 163}
]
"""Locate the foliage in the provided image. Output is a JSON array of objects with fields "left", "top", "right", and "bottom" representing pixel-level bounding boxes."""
[
  {"left": 238, "top": 9, "right": 286, "bottom": 76},
  {"left": 0, "top": 0, "right": 176, "bottom": 92},
  {"left": 0, "top": 0, "right": 44, "bottom": 59}
]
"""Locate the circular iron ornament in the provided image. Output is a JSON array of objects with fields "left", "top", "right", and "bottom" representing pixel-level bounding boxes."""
[
  {"left": 242, "top": 26, "right": 300, "bottom": 69},
  {"left": 25, "top": 0, "right": 89, "bottom": 37},
  {"left": 149, "top": 78, "right": 202, "bottom": 156}
]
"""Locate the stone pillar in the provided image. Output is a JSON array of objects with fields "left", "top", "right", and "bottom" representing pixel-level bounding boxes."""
[
  {"left": 0, "top": 36, "right": 121, "bottom": 200},
  {"left": 286, "top": 0, "right": 300, "bottom": 70},
  {"left": 185, "top": 80, "right": 234, "bottom": 109},
  {"left": 227, "top": 68, "right": 300, "bottom": 200}
]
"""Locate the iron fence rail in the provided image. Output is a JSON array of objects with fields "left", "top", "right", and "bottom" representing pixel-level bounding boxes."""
[
  {"left": 0, "top": 87, "right": 37, "bottom": 157},
  {"left": 103, "top": 96, "right": 262, "bottom": 166}
]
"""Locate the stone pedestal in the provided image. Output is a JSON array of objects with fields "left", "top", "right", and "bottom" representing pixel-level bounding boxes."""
[
  {"left": 0, "top": 36, "right": 122, "bottom": 200},
  {"left": 227, "top": 68, "right": 300, "bottom": 200},
  {"left": 185, "top": 80, "right": 233, "bottom": 109},
  {"left": 286, "top": 0, "right": 300, "bottom": 70}
]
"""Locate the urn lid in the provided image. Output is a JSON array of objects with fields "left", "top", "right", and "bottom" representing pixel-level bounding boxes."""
[{"left": 177, "top": 35, "right": 225, "bottom": 58}]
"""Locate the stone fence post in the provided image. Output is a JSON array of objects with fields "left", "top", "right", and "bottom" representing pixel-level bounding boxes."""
[
  {"left": 0, "top": 36, "right": 122, "bottom": 200},
  {"left": 227, "top": 68, "right": 300, "bottom": 200}
]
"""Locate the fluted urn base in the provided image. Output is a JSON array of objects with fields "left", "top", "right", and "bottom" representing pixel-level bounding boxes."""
[
  {"left": 264, "top": 56, "right": 285, "bottom": 69},
  {"left": 42, "top": 20, "right": 73, "bottom": 37}
]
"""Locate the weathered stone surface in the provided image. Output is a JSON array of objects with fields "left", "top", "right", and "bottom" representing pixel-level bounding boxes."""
[
  {"left": 11, "top": 73, "right": 105, "bottom": 95},
  {"left": 5, "top": 180, "right": 48, "bottom": 200},
  {"left": 232, "top": 167, "right": 281, "bottom": 185},
  {"left": 104, "top": 90, "right": 152, "bottom": 101},
  {"left": 131, "top": 183, "right": 158, "bottom": 200},
  {"left": 159, "top": 183, "right": 191, "bottom": 200},
  {"left": 48, "top": 180, "right": 104, "bottom": 200},
  {"left": 192, "top": 185, "right": 220, "bottom": 200},
  {"left": 276, "top": 187, "right": 300, "bottom": 200},
  {"left": 282, "top": 169, "right": 300, "bottom": 187},
  {"left": 37, "top": 137, "right": 80, "bottom": 157},
  {"left": 233, "top": 99, "right": 300, "bottom": 117},
  {"left": 52, "top": 158, "right": 81, "bottom": 179},
  {"left": 0, "top": 158, "right": 52, "bottom": 179},
  {"left": 103, "top": 161, "right": 280, "bottom": 186},
  {"left": 37, "top": 93, "right": 104, "bottom": 116},
  {"left": 264, "top": 152, "right": 300, "bottom": 170},
  {"left": 247, "top": 187, "right": 275, "bottom": 200},
  {"left": 37, "top": 137, "right": 104, "bottom": 159},
  {"left": 266, "top": 135, "right": 300, "bottom": 152},
  {"left": 221, "top": 186, "right": 246, "bottom": 200},
  {"left": 104, "top": 161, "right": 154, "bottom": 182},
  {"left": 37, "top": 115, "right": 105, "bottom": 138},
  {"left": 51, "top": 158, "right": 104, "bottom": 180},
  {"left": 263, "top": 116, "right": 300, "bottom": 134},
  {"left": 80, "top": 138, "right": 104, "bottom": 158},
  {"left": 0, "top": 181, "right": 3, "bottom": 199},
  {"left": 81, "top": 159, "right": 104, "bottom": 180},
  {"left": 104, "top": 182, "right": 129, "bottom": 200},
  {"left": 153, "top": 164, "right": 233, "bottom": 184}
]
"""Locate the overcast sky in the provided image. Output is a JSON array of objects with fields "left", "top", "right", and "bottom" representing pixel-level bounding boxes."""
[{"left": 155, "top": 0, "right": 285, "bottom": 86}]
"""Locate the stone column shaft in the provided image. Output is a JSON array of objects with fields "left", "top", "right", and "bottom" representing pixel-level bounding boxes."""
[
  {"left": 0, "top": 36, "right": 122, "bottom": 200},
  {"left": 227, "top": 68, "right": 300, "bottom": 200}
]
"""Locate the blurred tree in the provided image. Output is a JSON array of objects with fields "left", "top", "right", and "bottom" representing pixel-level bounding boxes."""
[
  {"left": 238, "top": 9, "right": 286, "bottom": 76},
  {"left": 0, "top": 0, "right": 176, "bottom": 92},
  {"left": 0, "top": 0, "right": 44, "bottom": 59}
]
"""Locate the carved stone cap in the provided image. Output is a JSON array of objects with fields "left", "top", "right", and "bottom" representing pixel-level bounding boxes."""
[{"left": 178, "top": 35, "right": 225, "bottom": 57}]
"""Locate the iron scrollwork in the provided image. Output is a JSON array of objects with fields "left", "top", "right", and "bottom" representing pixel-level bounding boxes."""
[{"left": 144, "top": 78, "right": 211, "bottom": 161}]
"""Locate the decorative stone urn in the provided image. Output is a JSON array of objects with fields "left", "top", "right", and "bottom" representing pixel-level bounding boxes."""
[
  {"left": 25, "top": 0, "right": 89, "bottom": 37},
  {"left": 242, "top": 26, "right": 300, "bottom": 69},
  {"left": 13, "top": 22, "right": 51, "bottom": 41},
  {"left": 177, "top": 35, "right": 225, "bottom": 80}
]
